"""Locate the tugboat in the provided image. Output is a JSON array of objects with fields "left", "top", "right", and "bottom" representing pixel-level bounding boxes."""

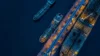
[
  {"left": 33, "top": 0, "right": 56, "bottom": 21},
  {"left": 39, "top": 13, "right": 63, "bottom": 43}
]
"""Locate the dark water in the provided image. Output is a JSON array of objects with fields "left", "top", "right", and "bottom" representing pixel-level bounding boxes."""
[{"left": 0, "top": 0, "right": 100, "bottom": 56}]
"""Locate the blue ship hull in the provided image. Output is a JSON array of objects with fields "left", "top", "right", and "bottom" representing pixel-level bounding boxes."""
[{"left": 60, "top": 0, "right": 100, "bottom": 56}]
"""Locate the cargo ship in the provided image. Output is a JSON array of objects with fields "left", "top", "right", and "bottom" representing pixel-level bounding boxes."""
[
  {"left": 39, "top": 13, "right": 63, "bottom": 43},
  {"left": 60, "top": 0, "right": 100, "bottom": 56},
  {"left": 33, "top": 0, "right": 56, "bottom": 21},
  {"left": 37, "top": 0, "right": 89, "bottom": 56}
]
